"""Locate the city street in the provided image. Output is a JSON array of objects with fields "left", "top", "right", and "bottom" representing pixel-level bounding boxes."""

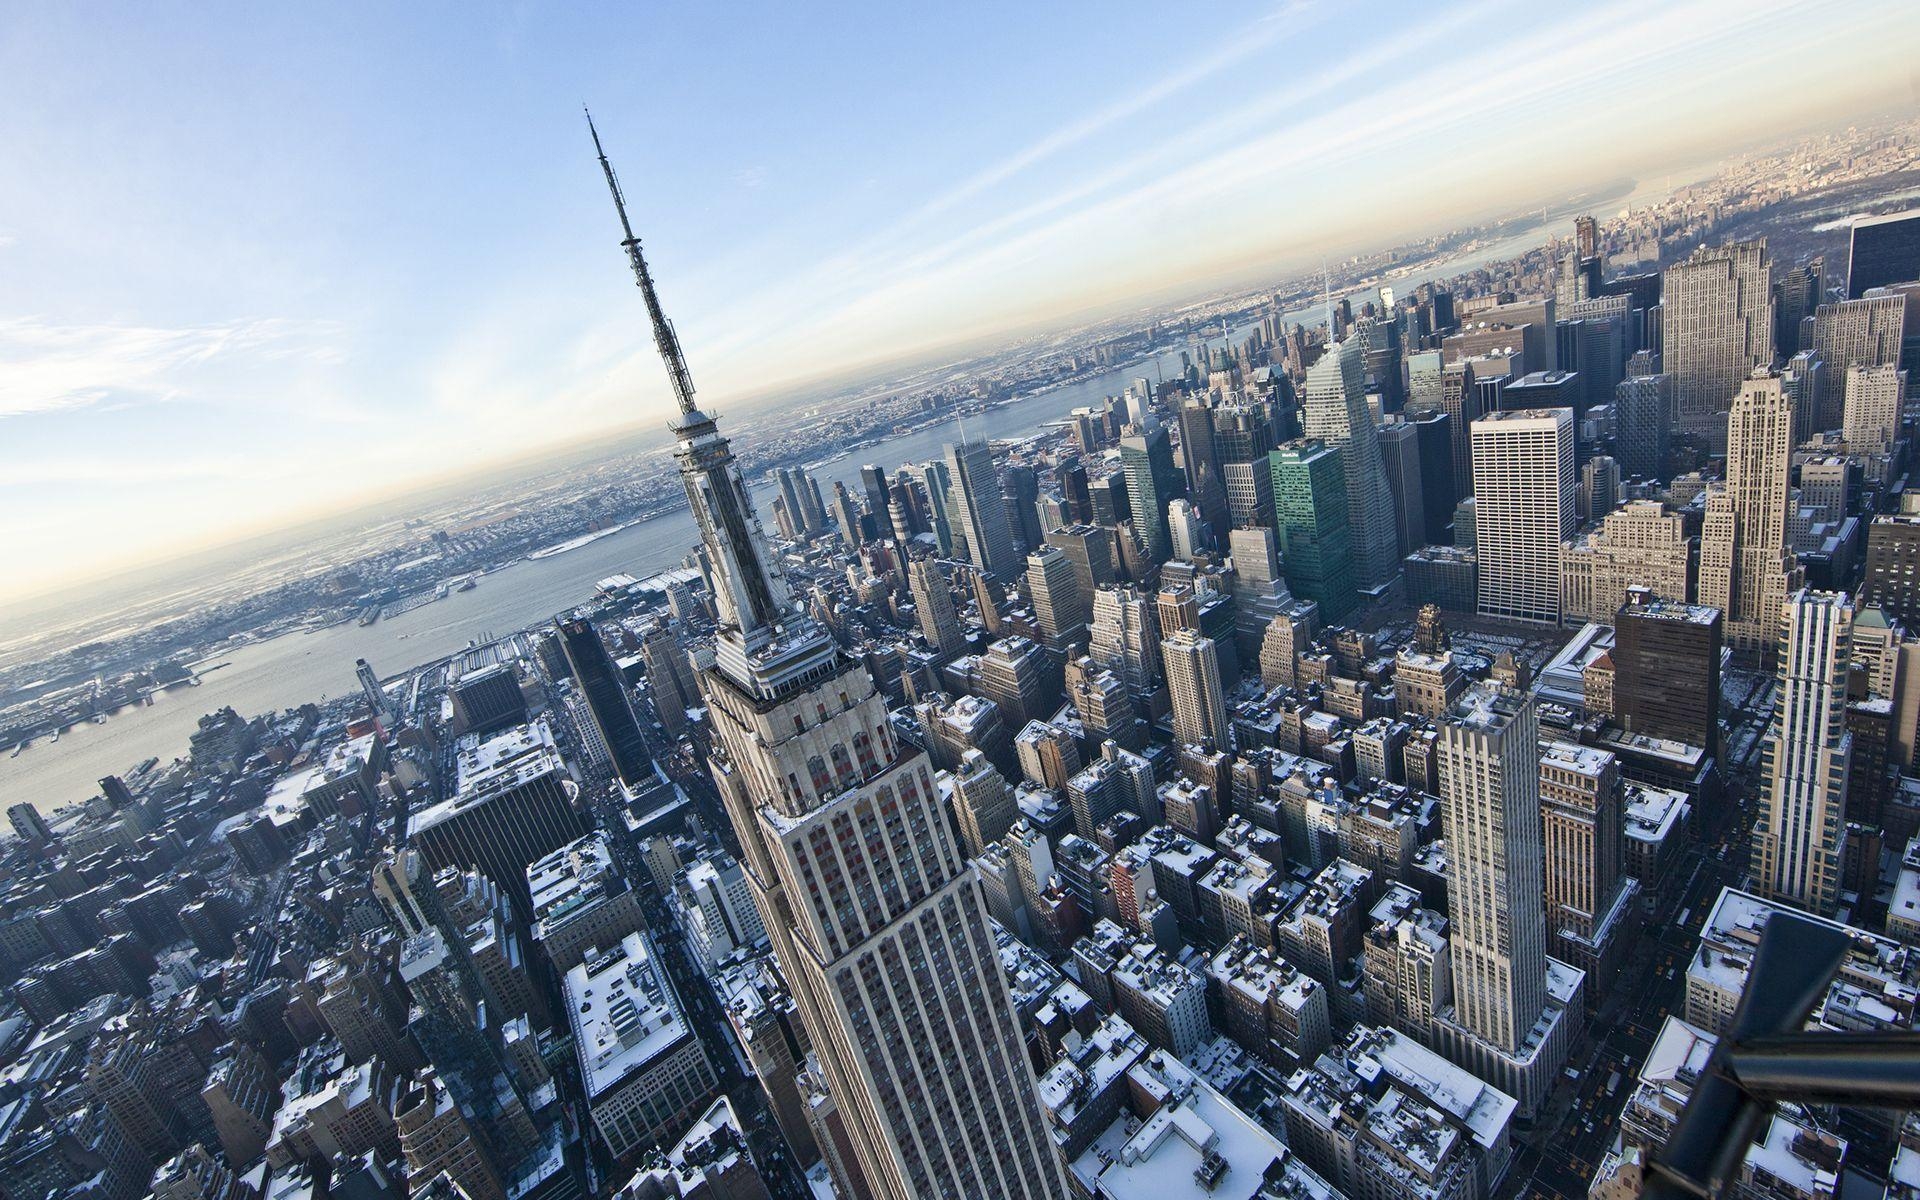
[{"left": 586, "top": 785, "right": 814, "bottom": 1200}]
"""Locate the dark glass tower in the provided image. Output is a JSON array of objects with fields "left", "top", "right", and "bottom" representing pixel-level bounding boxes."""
[
  {"left": 556, "top": 616, "right": 653, "bottom": 793},
  {"left": 1849, "top": 209, "right": 1920, "bottom": 298}
]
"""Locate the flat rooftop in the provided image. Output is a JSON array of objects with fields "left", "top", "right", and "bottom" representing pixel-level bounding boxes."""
[
  {"left": 1037, "top": 1014, "right": 1148, "bottom": 1143},
  {"left": 410, "top": 719, "right": 565, "bottom": 836},
  {"left": 1071, "top": 1050, "right": 1337, "bottom": 1200},
  {"left": 1539, "top": 740, "right": 1614, "bottom": 777},
  {"left": 1596, "top": 725, "right": 1707, "bottom": 770},
  {"left": 527, "top": 832, "right": 621, "bottom": 929},
  {"left": 1473, "top": 405, "right": 1571, "bottom": 425},
  {"left": 1446, "top": 682, "right": 1529, "bottom": 733},
  {"left": 564, "top": 932, "right": 695, "bottom": 1100},
  {"left": 1624, "top": 784, "right": 1689, "bottom": 844},
  {"left": 1621, "top": 596, "right": 1722, "bottom": 626},
  {"left": 1689, "top": 887, "right": 1918, "bottom": 1032},
  {"left": 1344, "top": 1025, "right": 1516, "bottom": 1153},
  {"left": 1509, "top": 370, "right": 1578, "bottom": 388}
]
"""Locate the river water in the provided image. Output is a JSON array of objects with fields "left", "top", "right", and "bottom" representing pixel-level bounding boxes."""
[
  {"left": 0, "top": 342, "right": 1209, "bottom": 813},
  {"left": 1, "top": 195, "right": 1627, "bottom": 815}
]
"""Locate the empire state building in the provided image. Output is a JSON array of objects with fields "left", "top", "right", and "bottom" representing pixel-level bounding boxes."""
[{"left": 589, "top": 118, "right": 1069, "bottom": 1200}]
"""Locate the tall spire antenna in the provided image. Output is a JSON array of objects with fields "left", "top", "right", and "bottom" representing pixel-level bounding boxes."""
[
  {"left": 586, "top": 108, "right": 700, "bottom": 417},
  {"left": 1323, "top": 261, "right": 1337, "bottom": 345}
]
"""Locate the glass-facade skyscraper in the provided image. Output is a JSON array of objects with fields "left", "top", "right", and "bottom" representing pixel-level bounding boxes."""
[{"left": 1848, "top": 208, "right": 1920, "bottom": 298}]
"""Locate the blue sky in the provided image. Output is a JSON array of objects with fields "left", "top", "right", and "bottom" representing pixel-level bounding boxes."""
[{"left": 2, "top": 0, "right": 1915, "bottom": 601}]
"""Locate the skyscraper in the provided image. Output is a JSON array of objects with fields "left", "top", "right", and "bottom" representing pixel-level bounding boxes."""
[
  {"left": 1848, "top": 209, "right": 1920, "bottom": 298},
  {"left": 1059, "top": 457, "right": 1094, "bottom": 522},
  {"left": 1002, "top": 460, "right": 1044, "bottom": 552},
  {"left": 1065, "top": 656, "right": 1143, "bottom": 751},
  {"left": 356, "top": 658, "right": 393, "bottom": 724},
  {"left": 1044, "top": 523, "right": 1116, "bottom": 602},
  {"left": 1025, "top": 544, "right": 1088, "bottom": 649},
  {"left": 1087, "top": 462, "right": 1131, "bottom": 528},
  {"left": 639, "top": 620, "right": 698, "bottom": 738},
  {"left": 1781, "top": 349, "right": 1827, "bottom": 447},
  {"left": 557, "top": 616, "right": 655, "bottom": 795},
  {"left": 1755, "top": 590, "right": 1855, "bottom": 916},
  {"left": 1407, "top": 349, "right": 1445, "bottom": 412},
  {"left": 830, "top": 480, "right": 866, "bottom": 547},
  {"left": 1220, "top": 460, "right": 1274, "bottom": 532},
  {"left": 1579, "top": 454, "right": 1620, "bottom": 521},
  {"left": 858, "top": 463, "right": 889, "bottom": 524},
  {"left": 1663, "top": 239, "right": 1774, "bottom": 450},
  {"left": 1812, "top": 293, "right": 1907, "bottom": 430},
  {"left": 1376, "top": 415, "right": 1426, "bottom": 559},
  {"left": 1438, "top": 684, "right": 1548, "bottom": 1053},
  {"left": 913, "top": 460, "right": 958, "bottom": 557},
  {"left": 1611, "top": 589, "right": 1724, "bottom": 760},
  {"left": 1119, "top": 416, "right": 1183, "bottom": 565},
  {"left": 978, "top": 635, "right": 1053, "bottom": 728},
  {"left": 907, "top": 556, "right": 968, "bottom": 662},
  {"left": 1437, "top": 362, "right": 1483, "bottom": 502},
  {"left": 408, "top": 721, "right": 587, "bottom": 922},
  {"left": 1538, "top": 741, "right": 1628, "bottom": 976},
  {"left": 1843, "top": 363, "right": 1906, "bottom": 460},
  {"left": 770, "top": 494, "right": 800, "bottom": 540},
  {"left": 1775, "top": 258, "right": 1823, "bottom": 356},
  {"left": 1089, "top": 585, "right": 1163, "bottom": 695},
  {"left": 1558, "top": 308, "right": 1627, "bottom": 417},
  {"left": 590, "top": 120, "right": 1067, "bottom": 1200},
  {"left": 1303, "top": 337, "right": 1399, "bottom": 593},
  {"left": 1165, "top": 498, "right": 1204, "bottom": 562},
  {"left": 1861, "top": 507, "right": 1920, "bottom": 633},
  {"left": 1015, "top": 720, "right": 1081, "bottom": 791},
  {"left": 1699, "top": 375, "right": 1803, "bottom": 653},
  {"left": 777, "top": 468, "right": 820, "bottom": 536},
  {"left": 888, "top": 469, "right": 926, "bottom": 536},
  {"left": 1612, "top": 374, "right": 1672, "bottom": 480},
  {"left": 1163, "top": 630, "right": 1230, "bottom": 752},
  {"left": 1268, "top": 439, "right": 1356, "bottom": 620},
  {"left": 1226, "top": 526, "right": 1303, "bottom": 662},
  {"left": 946, "top": 437, "right": 1022, "bottom": 582},
  {"left": 1211, "top": 398, "right": 1275, "bottom": 464},
  {"left": 1404, "top": 408, "right": 1455, "bottom": 543},
  {"left": 7, "top": 799, "right": 59, "bottom": 852},
  {"left": 950, "top": 748, "right": 1018, "bottom": 861},
  {"left": 1178, "top": 396, "right": 1230, "bottom": 536},
  {"left": 1471, "top": 408, "right": 1573, "bottom": 625}
]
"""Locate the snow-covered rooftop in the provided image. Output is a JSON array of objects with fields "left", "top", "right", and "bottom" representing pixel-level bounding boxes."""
[
  {"left": 563, "top": 932, "right": 696, "bottom": 1100},
  {"left": 1070, "top": 1050, "right": 1338, "bottom": 1200}
]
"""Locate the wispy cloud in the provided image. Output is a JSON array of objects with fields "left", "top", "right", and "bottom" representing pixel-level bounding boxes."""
[
  {"left": 688, "top": 0, "right": 1325, "bottom": 362},
  {"left": 702, "top": 0, "right": 1835, "bottom": 373},
  {"left": 684, "top": 0, "right": 1511, "bottom": 370},
  {"left": 0, "top": 315, "right": 346, "bottom": 418},
  {"left": 0, "top": 453, "right": 297, "bottom": 488},
  {"left": 876, "top": 0, "right": 1313, "bottom": 233}
]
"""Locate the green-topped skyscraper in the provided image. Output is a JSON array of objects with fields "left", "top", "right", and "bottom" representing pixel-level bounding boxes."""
[{"left": 1269, "top": 438, "right": 1356, "bottom": 620}]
